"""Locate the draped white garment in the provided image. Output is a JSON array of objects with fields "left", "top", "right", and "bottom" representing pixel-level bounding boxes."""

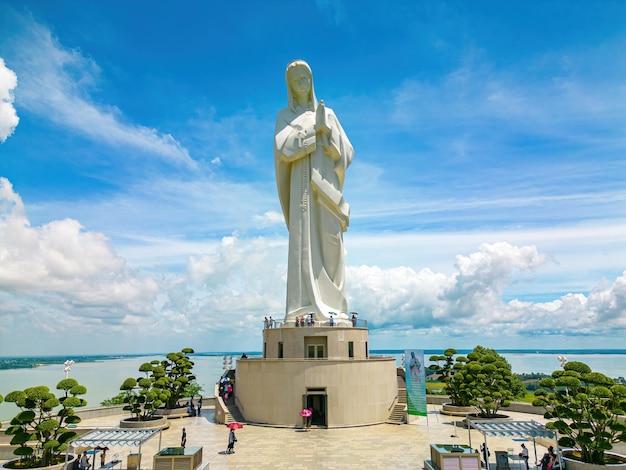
[{"left": 274, "top": 104, "right": 353, "bottom": 326}]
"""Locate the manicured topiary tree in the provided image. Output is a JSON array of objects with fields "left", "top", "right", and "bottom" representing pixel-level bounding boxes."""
[
  {"left": 428, "top": 348, "right": 470, "bottom": 406},
  {"left": 451, "top": 345, "right": 525, "bottom": 418},
  {"left": 3, "top": 380, "right": 87, "bottom": 468},
  {"left": 119, "top": 348, "right": 196, "bottom": 419},
  {"left": 120, "top": 375, "right": 165, "bottom": 421},
  {"left": 150, "top": 348, "right": 196, "bottom": 409},
  {"left": 533, "top": 361, "right": 626, "bottom": 465}
]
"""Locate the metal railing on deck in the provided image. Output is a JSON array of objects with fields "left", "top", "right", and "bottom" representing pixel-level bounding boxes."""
[{"left": 262, "top": 318, "right": 368, "bottom": 329}]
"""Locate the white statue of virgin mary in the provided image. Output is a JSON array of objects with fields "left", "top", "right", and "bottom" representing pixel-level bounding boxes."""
[{"left": 274, "top": 60, "right": 354, "bottom": 327}]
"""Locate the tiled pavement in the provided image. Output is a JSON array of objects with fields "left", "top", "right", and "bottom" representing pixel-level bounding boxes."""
[{"left": 68, "top": 408, "right": 554, "bottom": 470}]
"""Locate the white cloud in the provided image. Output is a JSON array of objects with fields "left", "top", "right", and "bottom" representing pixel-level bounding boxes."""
[
  {"left": 253, "top": 211, "right": 283, "bottom": 226},
  {"left": 0, "top": 57, "right": 19, "bottom": 142},
  {"left": 390, "top": 54, "right": 626, "bottom": 148},
  {"left": 2, "top": 174, "right": 625, "bottom": 353},
  {"left": 5, "top": 15, "right": 195, "bottom": 167},
  {"left": 348, "top": 241, "right": 626, "bottom": 341},
  {"left": 0, "top": 178, "right": 159, "bottom": 321}
]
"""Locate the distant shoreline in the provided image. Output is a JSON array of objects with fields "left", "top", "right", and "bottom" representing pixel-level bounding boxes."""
[{"left": 1, "top": 348, "right": 625, "bottom": 371}]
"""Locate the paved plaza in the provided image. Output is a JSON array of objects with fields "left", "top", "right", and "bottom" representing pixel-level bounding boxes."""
[{"left": 75, "top": 408, "right": 555, "bottom": 470}]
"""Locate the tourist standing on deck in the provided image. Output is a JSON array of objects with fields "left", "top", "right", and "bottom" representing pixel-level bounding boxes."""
[{"left": 181, "top": 428, "right": 187, "bottom": 448}]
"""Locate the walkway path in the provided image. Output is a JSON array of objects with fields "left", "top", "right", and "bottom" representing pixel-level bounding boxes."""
[{"left": 76, "top": 408, "right": 554, "bottom": 470}]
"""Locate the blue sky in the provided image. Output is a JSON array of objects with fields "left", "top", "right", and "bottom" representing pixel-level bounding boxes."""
[{"left": 0, "top": 1, "right": 625, "bottom": 356}]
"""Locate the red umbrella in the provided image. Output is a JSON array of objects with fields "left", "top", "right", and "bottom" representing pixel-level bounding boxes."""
[
  {"left": 300, "top": 409, "right": 312, "bottom": 417},
  {"left": 226, "top": 422, "right": 243, "bottom": 429}
]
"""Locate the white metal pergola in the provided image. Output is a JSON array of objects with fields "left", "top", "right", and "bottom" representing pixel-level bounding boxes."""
[
  {"left": 467, "top": 419, "right": 559, "bottom": 470},
  {"left": 67, "top": 428, "right": 163, "bottom": 470}
]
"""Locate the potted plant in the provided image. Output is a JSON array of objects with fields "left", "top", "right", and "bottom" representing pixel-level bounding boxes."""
[
  {"left": 3, "top": 379, "right": 87, "bottom": 469},
  {"left": 429, "top": 348, "right": 472, "bottom": 415},
  {"left": 533, "top": 361, "right": 626, "bottom": 469},
  {"left": 451, "top": 345, "right": 525, "bottom": 418}
]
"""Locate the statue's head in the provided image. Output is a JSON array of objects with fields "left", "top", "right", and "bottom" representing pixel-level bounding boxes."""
[{"left": 286, "top": 59, "right": 317, "bottom": 112}]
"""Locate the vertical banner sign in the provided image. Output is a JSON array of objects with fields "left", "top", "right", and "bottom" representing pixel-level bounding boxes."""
[{"left": 405, "top": 349, "right": 427, "bottom": 416}]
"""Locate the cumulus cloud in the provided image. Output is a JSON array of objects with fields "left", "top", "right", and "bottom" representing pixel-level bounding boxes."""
[
  {"left": 0, "top": 178, "right": 159, "bottom": 324},
  {"left": 253, "top": 210, "right": 284, "bottom": 226},
  {"left": 348, "top": 241, "right": 626, "bottom": 340},
  {"left": 0, "top": 57, "right": 19, "bottom": 142},
  {"left": 4, "top": 14, "right": 194, "bottom": 167},
  {"left": 2, "top": 175, "right": 624, "bottom": 352}
]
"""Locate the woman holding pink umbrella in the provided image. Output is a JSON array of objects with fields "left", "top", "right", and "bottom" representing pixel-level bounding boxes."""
[{"left": 300, "top": 408, "right": 313, "bottom": 430}]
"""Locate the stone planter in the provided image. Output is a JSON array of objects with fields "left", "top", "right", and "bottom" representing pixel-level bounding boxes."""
[
  {"left": 2, "top": 455, "right": 76, "bottom": 470},
  {"left": 440, "top": 403, "right": 474, "bottom": 416},
  {"left": 154, "top": 407, "right": 190, "bottom": 419},
  {"left": 562, "top": 451, "right": 626, "bottom": 470},
  {"left": 119, "top": 416, "right": 169, "bottom": 430},
  {"left": 466, "top": 413, "right": 511, "bottom": 420}
]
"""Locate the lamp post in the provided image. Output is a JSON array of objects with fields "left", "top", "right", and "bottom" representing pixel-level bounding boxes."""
[
  {"left": 63, "top": 359, "right": 75, "bottom": 378},
  {"left": 557, "top": 355, "right": 569, "bottom": 397}
]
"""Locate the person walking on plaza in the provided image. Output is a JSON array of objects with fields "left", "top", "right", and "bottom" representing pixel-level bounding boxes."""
[
  {"left": 480, "top": 443, "right": 490, "bottom": 468},
  {"left": 79, "top": 451, "right": 90, "bottom": 470},
  {"left": 181, "top": 428, "right": 187, "bottom": 448},
  {"left": 197, "top": 397, "right": 202, "bottom": 416},
  {"left": 520, "top": 444, "right": 529, "bottom": 470},
  {"left": 227, "top": 429, "right": 237, "bottom": 454}
]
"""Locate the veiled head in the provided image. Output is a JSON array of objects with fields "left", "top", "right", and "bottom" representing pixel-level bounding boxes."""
[{"left": 285, "top": 60, "right": 317, "bottom": 111}]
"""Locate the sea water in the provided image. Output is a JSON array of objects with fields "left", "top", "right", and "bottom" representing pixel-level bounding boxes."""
[{"left": 0, "top": 350, "right": 624, "bottom": 422}]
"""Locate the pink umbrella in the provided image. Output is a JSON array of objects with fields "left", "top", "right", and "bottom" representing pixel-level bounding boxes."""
[
  {"left": 300, "top": 409, "right": 312, "bottom": 417},
  {"left": 226, "top": 422, "right": 243, "bottom": 429}
]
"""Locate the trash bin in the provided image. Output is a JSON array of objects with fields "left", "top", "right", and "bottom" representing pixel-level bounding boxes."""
[
  {"left": 496, "top": 451, "right": 510, "bottom": 470},
  {"left": 127, "top": 453, "right": 140, "bottom": 470}
]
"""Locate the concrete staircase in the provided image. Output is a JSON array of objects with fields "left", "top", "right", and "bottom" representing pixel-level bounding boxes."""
[
  {"left": 386, "top": 368, "right": 407, "bottom": 424},
  {"left": 224, "top": 398, "right": 245, "bottom": 424}
]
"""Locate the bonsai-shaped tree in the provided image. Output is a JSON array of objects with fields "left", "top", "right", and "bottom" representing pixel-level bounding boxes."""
[
  {"left": 428, "top": 348, "right": 470, "bottom": 406},
  {"left": 3, "top": 379, "right": 87, "bottom": 468},
  {"left": 533, "top": 361, "right": 626, "bottom": 465},
  {"left": 150, "top": 348, "right": 196, "bottom": 409},
  {"left": 119, "top": 348, "right": 196, "bottom": 419},
  {"left": 451, "top": 345, "right": 525, "bottom": 418},
  {"left": 120, "top": 365, "right": 166, "bottom": 421}
]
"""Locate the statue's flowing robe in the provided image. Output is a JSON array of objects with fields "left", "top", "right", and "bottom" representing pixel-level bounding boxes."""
[{"left": 274, "top": 105, "right": 353, "bottom": 326}]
